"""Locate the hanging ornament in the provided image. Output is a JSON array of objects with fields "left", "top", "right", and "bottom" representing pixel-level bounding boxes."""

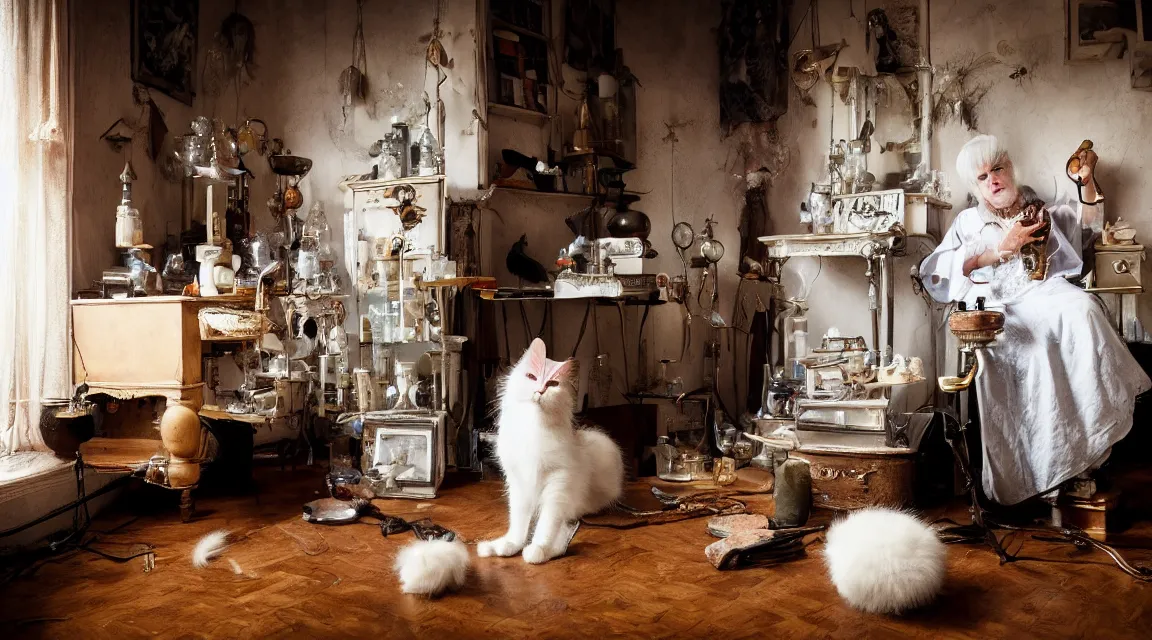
[{"left": 339, "top": 0, "right": 368, "bottom": 127}]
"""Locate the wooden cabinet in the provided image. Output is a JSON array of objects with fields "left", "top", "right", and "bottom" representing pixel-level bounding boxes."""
[{"left": 71, "top": 295, "right": 253, "bottom": 520}]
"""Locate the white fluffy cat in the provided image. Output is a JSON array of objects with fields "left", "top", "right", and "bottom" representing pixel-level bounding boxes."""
[{"left": 477, "top": 338, "right": 624, "bottom": 564}]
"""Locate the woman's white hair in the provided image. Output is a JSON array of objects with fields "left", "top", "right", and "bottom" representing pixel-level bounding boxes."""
[{"left": 956, "top": 134, "right": 1013, "bottom": 196}]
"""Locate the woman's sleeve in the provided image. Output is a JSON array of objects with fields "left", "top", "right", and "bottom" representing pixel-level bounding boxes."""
[{"left": 919, "top": 211, "right": 982, "bottom": 303}]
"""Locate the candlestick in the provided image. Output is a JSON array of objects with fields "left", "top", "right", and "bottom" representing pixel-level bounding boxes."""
[{"left": 206, "top": 183, "right": 215, "bottom": 244}]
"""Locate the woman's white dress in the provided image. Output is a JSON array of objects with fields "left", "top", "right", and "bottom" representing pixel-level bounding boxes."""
[{"left": 920, "top": 195, "right": 1150, "bottom": 504}]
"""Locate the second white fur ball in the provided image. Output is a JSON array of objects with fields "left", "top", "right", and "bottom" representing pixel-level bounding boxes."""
[
  {"left": 394, "top": 539, "right": 471, "bottom": 596},
  {"left": 823, "top": 508, "right": 946, "bottom": 614}
]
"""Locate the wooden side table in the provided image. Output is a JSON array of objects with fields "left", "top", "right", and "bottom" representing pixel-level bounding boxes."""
[{"left": 71, "top": 295, "right": 253, "bottom": 521}]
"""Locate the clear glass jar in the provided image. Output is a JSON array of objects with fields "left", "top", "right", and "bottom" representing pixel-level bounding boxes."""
[
  {"left": 416, "top": 127, "right": 442, "bottom": 176},
  {"left": 115, "top": 205, "right": 143, "bottom": 248},
  {"left": 296, "top": 237, "right": 319, "bottom": 280},
  {"left": 845, "top": 140, "right": 867, "bottom": 193},
  {"left": 682, "top": 452, "right": 710, "bottom": 481},
  {"left": 655, "top": 436, "right": 693, "bottom": 482}
]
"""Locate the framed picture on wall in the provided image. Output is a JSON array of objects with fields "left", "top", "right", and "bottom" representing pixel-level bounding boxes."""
[
  {"left": 1065, "top": 0, "right": 1138, "bottom": 62},
  {"left": 130, "top": 0, "right": 198, "bottom": 105},
  {"left": 564, "top": 0, "right": 616, "bottom": 73},
  {"left": 1133, "top": 0, "right": 1152, "bottom": 88}
]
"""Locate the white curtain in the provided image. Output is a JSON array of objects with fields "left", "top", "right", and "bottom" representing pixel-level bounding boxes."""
[{"left": 0, "top": 0, "right": 72, "bottom": 455}]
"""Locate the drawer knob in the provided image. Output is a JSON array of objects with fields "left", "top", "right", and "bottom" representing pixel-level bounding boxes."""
[{"left": 1112, "top": 259, "right": 1131, "bottom": 274}]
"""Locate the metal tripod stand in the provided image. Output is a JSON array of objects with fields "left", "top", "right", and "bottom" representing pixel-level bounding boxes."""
[{"left": 936, "top": 302, "right": 1151, "bottom": 581}]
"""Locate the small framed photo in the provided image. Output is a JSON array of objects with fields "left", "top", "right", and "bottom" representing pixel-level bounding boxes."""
[
  {"left": 360, "top": 412, "right": 446, "bottom": 498},
  {"left": 372, "top": 428, "right": 433, "bottom": 484}
]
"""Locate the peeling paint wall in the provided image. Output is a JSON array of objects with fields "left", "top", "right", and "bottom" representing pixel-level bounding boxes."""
[
  {"left": 771, "top": 0, "right": 1152, "bottom": 399},
  {"left": 73, "top": 0, "right": 481, "bottom": 290}
]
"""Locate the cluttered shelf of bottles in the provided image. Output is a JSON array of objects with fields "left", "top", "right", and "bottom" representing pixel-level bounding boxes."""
[
  {"left": 78, "top": 71, "right": 954, "bottom": 510},
  {"left": 74, "top": 111, "right": 487, "bottom": 502}
]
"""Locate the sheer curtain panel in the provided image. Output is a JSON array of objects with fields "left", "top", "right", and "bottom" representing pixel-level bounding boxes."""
[{"left": 0, "top": 0, "right": 73, "bottom": 455}]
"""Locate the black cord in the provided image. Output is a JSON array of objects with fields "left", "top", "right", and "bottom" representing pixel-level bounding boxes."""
[
  {"left": 1, "top": 461, "right": 154, "bottom": 585},
  {"left": 570, "top": 302, "right": 592, "bottom": 359}
]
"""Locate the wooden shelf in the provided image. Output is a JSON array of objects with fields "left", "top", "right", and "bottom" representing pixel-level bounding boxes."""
[
  {"left": 339, "top": 174, "right": 445, "bottom": 191},
  {"left": 419, "top": 276, "right": 498, "bottom": 289},
  {"left": 487, "top": 102, "right": 551, "bottom": 125},
  {"left": 199, "top": 407, "right": 275, "bottom": 425},
  {"left": 493, "top": 186, "right": 644, "bottom": 204},
  {"left": 81, "top": 437, "right": 162, "bottom": 472},
  {"left": 492, "top": 18, "right": 548, "bottom": 42}
]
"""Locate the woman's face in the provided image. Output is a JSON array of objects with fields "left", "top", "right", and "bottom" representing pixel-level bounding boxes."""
[{"left": 975, "top": 159, "right": 1018, "bottom": 210}]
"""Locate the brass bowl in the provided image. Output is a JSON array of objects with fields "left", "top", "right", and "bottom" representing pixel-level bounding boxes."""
[
  {"left": 948, "top": 309, "right": 1004, "bottom": 347},
  {"left": 269, "top": 155, "right": 313, "bottom": 177}
]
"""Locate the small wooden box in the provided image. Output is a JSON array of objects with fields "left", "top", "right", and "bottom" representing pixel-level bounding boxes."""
[
  {"left": 791, "top": 446, "right": 916, "bottom": 510},
  {"left": 1091, "top": 243, "right": 1144, "bottom": 292}
]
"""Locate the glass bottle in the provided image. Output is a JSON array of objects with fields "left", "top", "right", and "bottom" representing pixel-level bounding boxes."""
[
  {"left": 806, "top": 183, "right": 832, "bottom": 234},
  {"left": 114, "top": 162, "right": 143, "bottom": 248},
  {"left": 417, "top": 127, "right": 442, "bottom": 177},
  {"left": 391, "top": 117, "right": 411, "bottom": 177},
  {"left": 785, "top": 313, "right": 808, "bottom": 379},
  {"left": 845, "top": 140, "right": 867, "bottom": 193}
]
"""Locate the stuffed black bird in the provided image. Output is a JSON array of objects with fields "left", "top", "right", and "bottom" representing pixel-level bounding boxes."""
[{"left": 506, "top": 234, "right": 549, "bottom": 289}]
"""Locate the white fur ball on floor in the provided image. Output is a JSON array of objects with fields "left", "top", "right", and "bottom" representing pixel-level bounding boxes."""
[
  {"left": 823, "top": 508, "right": 946, "bottom": 614},
  {"left": 394, "top": 539, "right": 471, "bottom": 596}
]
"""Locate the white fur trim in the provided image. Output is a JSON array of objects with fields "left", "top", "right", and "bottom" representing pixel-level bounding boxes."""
[
  {"left": 394, "top": 539, "right": 471, "bottom": 595},
  {"left": 823, "top": 508, "right": 946, "bottom": 614},
  {"left": 191, "top": 529, "right": 230, "bottom": 569}
]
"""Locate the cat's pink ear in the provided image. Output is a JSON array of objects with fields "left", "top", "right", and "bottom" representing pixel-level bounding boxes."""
[
  {"left": 548, "top": 358, "right": 576, "bottom": 383},
  {"left": 524, "top": 338, "right": 547, "bottom": 372}
]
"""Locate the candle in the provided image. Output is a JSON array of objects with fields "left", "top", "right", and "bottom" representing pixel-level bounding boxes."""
[{"left": 206, "top": 183, "right": 214, "bottom": 244}]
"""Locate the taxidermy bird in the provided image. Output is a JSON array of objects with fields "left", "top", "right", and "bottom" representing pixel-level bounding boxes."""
[{"left": 506, "top": 234, "right": 549, "bottom": 289}]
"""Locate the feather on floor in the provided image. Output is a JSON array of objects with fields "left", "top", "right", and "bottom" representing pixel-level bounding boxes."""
[
  {"left": 394, "top": 539, "right": 470, "bottom": 596},
  {"left": 191, "top": 530, "right": 230, "bottom": 569}
]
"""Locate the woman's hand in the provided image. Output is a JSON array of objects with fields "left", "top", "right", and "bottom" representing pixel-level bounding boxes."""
[{"left": 999, "top": 220, "right": 1045, "bottom": 254}]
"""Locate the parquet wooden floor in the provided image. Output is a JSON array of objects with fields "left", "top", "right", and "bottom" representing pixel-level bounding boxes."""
[{"left": 2, "top": 466, "right": 1151, "bottom": 639}]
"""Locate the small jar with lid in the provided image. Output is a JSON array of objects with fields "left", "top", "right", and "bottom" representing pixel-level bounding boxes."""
[{"left": 114, "top": 162, "right": 143, "bottom": 248}]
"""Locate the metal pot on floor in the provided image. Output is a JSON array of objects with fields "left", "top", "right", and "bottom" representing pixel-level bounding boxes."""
[{"left": 38, "top": 399, "right": 95, "bottom": 459}]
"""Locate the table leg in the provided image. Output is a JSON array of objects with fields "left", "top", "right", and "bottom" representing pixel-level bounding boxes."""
[{"left": 180, "top": 488, "right": 195, "bottom": 522}]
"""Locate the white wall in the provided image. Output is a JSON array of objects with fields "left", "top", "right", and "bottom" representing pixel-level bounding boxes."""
[
  {"left": 770, "top": 0, "right": 1152, "bottom": 351},
  {"left": 72, "top": 0, "right": 197, "bottom": 288}
]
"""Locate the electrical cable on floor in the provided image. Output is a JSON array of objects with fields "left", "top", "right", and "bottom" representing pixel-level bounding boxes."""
[{"left": 1, "top": 459, "right": 155, "bottom": 585}]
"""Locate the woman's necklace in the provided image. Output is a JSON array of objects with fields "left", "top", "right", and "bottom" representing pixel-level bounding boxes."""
[
  {"left": 988, "top": 197, "right": 1026, "bottom": 225},
  {"left": 990, "top": 199, "right": 1023, "bottom": 218}
]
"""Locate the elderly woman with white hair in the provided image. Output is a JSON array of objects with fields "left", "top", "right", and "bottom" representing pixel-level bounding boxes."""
[{"left": 920, "top": 134, "right": 1149, "bottom": 506}]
